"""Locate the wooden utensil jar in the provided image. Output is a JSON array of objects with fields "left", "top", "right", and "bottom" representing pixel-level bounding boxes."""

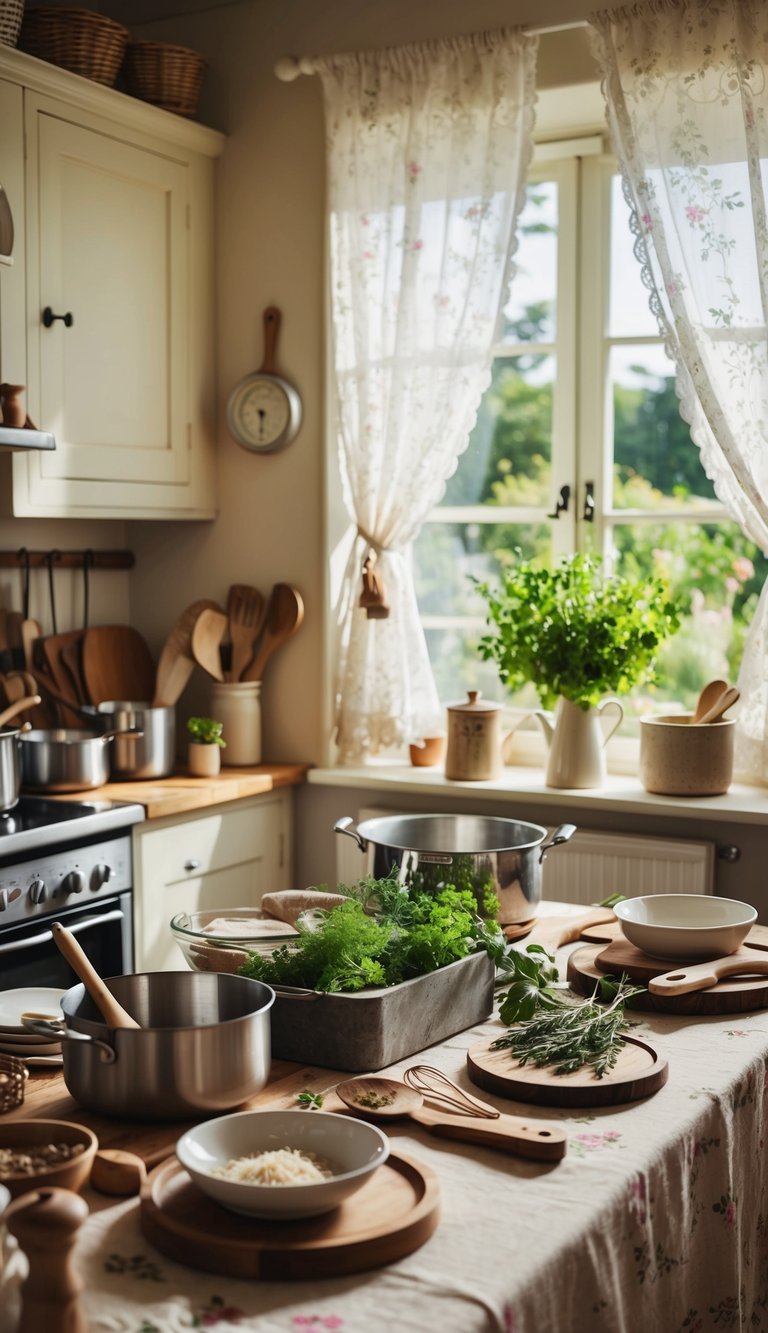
[
  {"left": 444, "top": 692, "right": 516, "bottom": 782},
  {"left": 211, "top": 681, "right": 261, "bottom": 766}
]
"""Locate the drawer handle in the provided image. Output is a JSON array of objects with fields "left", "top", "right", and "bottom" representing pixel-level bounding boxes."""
[
  {"left": 184, "top": 859, "right": 202, "bottom": 872},
  {"left": 42, "top": 306, "right": 74, "bottom": 328}
]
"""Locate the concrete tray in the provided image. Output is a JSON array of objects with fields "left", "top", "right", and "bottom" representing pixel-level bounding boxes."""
[{"left": 270, "top": 950, "right": 495, "bottom": 1071}]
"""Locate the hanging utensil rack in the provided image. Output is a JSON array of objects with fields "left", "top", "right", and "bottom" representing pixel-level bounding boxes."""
[{"left": 0, "top": 550, "right": 134, "bottom": 570}]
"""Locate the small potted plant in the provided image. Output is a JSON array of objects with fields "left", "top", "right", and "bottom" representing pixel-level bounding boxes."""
[
  {"left": 186, "top": 716, "right": 226, "bottom": 777},
  {"left": 474, "top": 551, "right": 682, "bottom": 788}
]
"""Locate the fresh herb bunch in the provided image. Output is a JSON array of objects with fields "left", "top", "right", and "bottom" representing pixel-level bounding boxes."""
[
  {"left": 186, "top": 716, "right": 226, "bottom": 748},
  {"left": 491, "top": 975, "right": 644, "bottom": 1079},
  {"left": 474, "top": 550, "right": 681, "bottom": 710},
  {"left": 238, "top": 871, "right": 505, "bottom": 993},
  {"left": 495, "top": 944, "right": 565, "bottom": 1022}
]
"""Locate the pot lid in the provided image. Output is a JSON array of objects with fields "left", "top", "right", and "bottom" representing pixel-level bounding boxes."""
[{"left": 446, "top": 690, "right": 499, "bottom": 714}]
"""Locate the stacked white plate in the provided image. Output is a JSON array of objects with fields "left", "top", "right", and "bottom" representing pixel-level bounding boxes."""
[{"left": 0, "top": 987, "right": 66, "bottom": 1067}]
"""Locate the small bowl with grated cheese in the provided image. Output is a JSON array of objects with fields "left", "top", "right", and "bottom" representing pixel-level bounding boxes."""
[{"left": 176, "top": 1110, "right": 389, "bottom": 1218}]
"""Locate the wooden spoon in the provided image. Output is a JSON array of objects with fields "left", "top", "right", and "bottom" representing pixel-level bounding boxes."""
[
  {"left": 191, "top": 607, "right": 228, "bottom": 682},
  {"left": 152, "top": 599, "right": 221, "bottom": 707},
  {"left": 691, "top": 679, "right": 729, "bottom": 724},
  {"left": 335, "top": 1075, "right": 567, "bottom": 1162},
  {"left": 0, "top": 693, "right": 42, "bottom": 727},
  {"left": 649, "top": 950, "right": 768, "bottom": 996},
  {"left": 697, "top": 685, "right": 740, "bottom": 725},
  {"left": 51, "top": 921, "right": 140, "bottom": 1029},
  {"left": 242, "top": 583, "right": 304, "bottom": 682},
  {"left": 226, "top": 584, "right": 266, "bottom": 682}
]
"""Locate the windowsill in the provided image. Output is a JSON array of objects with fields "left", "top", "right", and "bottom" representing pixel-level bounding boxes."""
[{"left": 307, "top": 761, "right": 768, "bottom": 825}]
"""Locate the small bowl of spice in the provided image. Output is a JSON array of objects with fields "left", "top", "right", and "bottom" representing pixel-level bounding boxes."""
[
  {"left": 0, "top": 1119, "right": 98, "bottom": 1198},
  {"left": 176, "top": 1109, "right": 389, "bottom": 1219}
]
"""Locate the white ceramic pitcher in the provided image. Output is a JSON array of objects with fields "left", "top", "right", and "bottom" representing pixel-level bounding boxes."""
[{"left": 535, "top": 696, "right": 623, "bottom": 789}]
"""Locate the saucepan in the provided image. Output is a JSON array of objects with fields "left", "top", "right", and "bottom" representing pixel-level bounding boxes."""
[
  {"left": 0, "top": 725, "right": 23, "bottom": 813},
  {"left": 25, "top": 971, "right": 275, "bottom": 1120},
  {"left": 335, "top": 813, "right": 577, "bottom": 925},
  {"left": 19, "top": 727, "right": 143, "bottom": 793},
  {"left": 82, "top": 701, "right": 175, "bottom": 779}
]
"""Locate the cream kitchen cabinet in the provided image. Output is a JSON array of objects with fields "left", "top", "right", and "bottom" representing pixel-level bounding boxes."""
[
  {"left": 0, "top": 46, "right": 224, "bottom": 519},
  {"left": 133, "top": 790, "right": 294, "bottom": 972}
]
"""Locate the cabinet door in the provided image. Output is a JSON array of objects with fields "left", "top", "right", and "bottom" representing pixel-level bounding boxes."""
[{"left": 0, "top": 80, "right": 25, "bottom": 384}]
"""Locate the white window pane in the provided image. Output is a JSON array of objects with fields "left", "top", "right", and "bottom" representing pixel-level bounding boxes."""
[
  {"left": 414, "top": 521, "right": 554, "bottom": 619},
  {"left": 610, "top": 345, "right": 716, "bottom": 509},
  {"left": 609, "top": 174, "right": 659, "bottom": 338},
  {"left": 500, "top": 180, "right": 558, "bottom": 344}
]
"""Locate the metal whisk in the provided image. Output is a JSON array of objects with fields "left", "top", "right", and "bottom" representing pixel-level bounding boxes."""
[{"left": 402, "top": 1065, "right": 499, "bottom": 1120}]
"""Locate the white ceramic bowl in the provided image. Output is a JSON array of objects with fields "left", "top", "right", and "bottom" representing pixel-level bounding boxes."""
[
  {"left": 176, "top": 1109, "right": 389, "bottom": 1219},
  {"left": 614, "top": 894, "right": 757, "bottom": 961}
]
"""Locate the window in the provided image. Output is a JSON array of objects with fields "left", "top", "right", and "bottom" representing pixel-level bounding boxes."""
[{"left": 413, "top": 138, "right": 768, "bottom": 731}]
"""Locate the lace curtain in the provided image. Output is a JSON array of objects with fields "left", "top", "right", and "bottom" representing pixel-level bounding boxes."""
[
  {"left": 590, "top": 0, "right": 768, "bottom": 782},
  {"left": 316, "top": 30, "right": 538, "bottom": 763}
]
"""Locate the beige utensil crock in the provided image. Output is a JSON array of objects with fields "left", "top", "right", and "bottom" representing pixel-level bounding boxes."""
[
  {"left": 639, "top": 714, "right": 735, "bottom": 796},
  {"left": 444, "top": 691, "right": 518, "bottom": 781}
]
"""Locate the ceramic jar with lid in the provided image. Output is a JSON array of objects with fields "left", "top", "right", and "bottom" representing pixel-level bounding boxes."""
[{"left": 445, "top": 691, "right": 514, "bottom": 781}]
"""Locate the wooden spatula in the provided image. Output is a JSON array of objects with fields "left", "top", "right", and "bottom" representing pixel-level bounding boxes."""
[
  {"left": 242, "top": 583, "right": 304, "bottom": 681},
  {"left": 191, "top": 607, "right": 227, "bottom": 682},
  {"left": 51, "top": 921, "right": 140, "bottom": 1028},
  {"left": 81, "top": 626, "right": 155, "bottom": 705},
  {"left": 226, "top": 584, "right": 266, "bottom": 682},
  {"left": 152, "top": 599, "right": 221, "bottom": 707}
]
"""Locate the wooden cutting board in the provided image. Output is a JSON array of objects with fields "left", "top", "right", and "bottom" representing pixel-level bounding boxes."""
[
  {"left": 580, "top": 919, "right": 768, "bottom": 953},
  {"left": 467, "top": 1033, "right": 667, "bottom": 1108},
  {"left": 36, "top": 631, "right": 88, "bottom": 728},
  {"left": 81, "top": 626, "right": 155, "bottom": 704},
  {"left": 140, "top": 1152, "right": 440, "bottom": 1280},
  {"left": 567, "top": 943, "right": 768, "bottom": 1015}
]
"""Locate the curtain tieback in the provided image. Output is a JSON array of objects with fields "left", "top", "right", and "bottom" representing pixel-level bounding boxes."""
[{"left": 356, "top": 527, "right": 390, "bottom": 620}]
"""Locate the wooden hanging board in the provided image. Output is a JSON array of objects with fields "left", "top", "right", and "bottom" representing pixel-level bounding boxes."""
[
  {"left": 580, "top": 919, "right": 768, "bottom": 953},
  {"left": 466, "top": 1033, "right": 667, "bottom": 1108},
  {"left": 81, "top": 626, "right": 155, "bottom": 704},
  {"left": 567, "top": 943, "right": 768, "bottom": 1015},
  {"left": 140, "top": 1152, "right": 440, "bottom": 1281}
]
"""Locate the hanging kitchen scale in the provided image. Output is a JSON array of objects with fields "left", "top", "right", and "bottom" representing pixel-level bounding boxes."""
[{"left": 226, "top": 306, "right": 303, "bottom": 453}]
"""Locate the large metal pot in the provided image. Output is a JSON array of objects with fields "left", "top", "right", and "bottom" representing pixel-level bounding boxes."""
[
  {"left": 27, "top": 971, "right": 275, "bottom": 1120},
  {"left": 335, "top": 814, "right": 576, "bottom": 925},
  {"left": 83, "top": 701, "right": 175, "bottom": 779},
  {"left": 19, "top": 728, "right": 128, "bottom": 793},
  {"left": 0, "top": 725, "right": 22, "bottom": 813}
]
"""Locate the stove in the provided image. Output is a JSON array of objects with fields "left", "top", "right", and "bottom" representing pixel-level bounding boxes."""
[{"left": 0, "top": 795, "right": 145, "bottom": 991}]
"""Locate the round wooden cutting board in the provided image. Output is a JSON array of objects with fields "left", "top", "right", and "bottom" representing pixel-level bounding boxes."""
[
  {"left": 140, "top": 1152, "right": 440, "bottom": 1280},
  {"left": 467, "top": 1033, "right": 668, "bottom": 1108},
  {"left": 568, "top": 943, "right": 768, "bottom": 1015}
]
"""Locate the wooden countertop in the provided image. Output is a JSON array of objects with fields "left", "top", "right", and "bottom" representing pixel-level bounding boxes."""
[{"left": 54, "top": 763, "right": 310, "bottom": 820}]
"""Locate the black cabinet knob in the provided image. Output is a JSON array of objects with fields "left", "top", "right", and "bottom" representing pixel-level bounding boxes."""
[{"left": 42, "top": 307, "right": 74, "bottom": 328}]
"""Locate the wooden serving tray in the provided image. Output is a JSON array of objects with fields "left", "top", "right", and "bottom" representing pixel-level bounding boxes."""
[
  {"left": 568, "top": 943, "right": 768, "bottom": 1015},
  {"left": 140, "top": 1152, "right": 440, "bottom": 1280},
  {"left": 467, "top": 1033, "right": 667, "bottom": 1108}
]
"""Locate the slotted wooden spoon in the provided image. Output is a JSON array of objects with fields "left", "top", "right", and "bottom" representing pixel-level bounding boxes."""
[
  {"left": 335, "top": 1070, "right": 566, "bottom": 1162},
  {"left": 152, "top": 599, "right": 221, "bottom": 707},
  {"left": 242, "top": 583, "right": 304, "bottom": 681},
  {"left": 226, "top": 584, "right": 266, "bottom": 682}
]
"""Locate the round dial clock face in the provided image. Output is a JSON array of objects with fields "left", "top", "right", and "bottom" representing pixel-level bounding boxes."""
[{"left": 227, "top": 372, "right": 302, "bottom": 453}]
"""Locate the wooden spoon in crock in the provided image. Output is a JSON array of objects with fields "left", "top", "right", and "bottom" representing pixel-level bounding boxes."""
[{"left": 51, "top": 921, "right": 140, "bottom": 1029}]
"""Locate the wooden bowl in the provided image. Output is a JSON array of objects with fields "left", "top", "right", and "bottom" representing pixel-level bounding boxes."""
[{"left": 0, "top": 1118, "right": 97, "bottom": 1198}]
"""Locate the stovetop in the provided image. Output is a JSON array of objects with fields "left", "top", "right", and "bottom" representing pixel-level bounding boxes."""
[{"left": 0, "top": 796, "right": 145, "bottom": 862}]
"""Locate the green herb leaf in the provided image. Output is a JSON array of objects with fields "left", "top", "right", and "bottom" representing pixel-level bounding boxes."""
[{"left": 296, "top": 1089, "right": 324, "bottom": 1110}]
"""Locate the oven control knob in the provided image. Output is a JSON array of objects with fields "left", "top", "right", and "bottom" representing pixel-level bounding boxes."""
[
  {"left": 61, "top": 869, "right": 86, "bottom": 895},
  {"left": 90, "top": 863, "right": 113, "bottom": 890},
  {"left": 29, "top": 878, "right": 47, "bottom": 904},
  {"left": 0, "top": 889, "right": 7, "bottom": 912}
]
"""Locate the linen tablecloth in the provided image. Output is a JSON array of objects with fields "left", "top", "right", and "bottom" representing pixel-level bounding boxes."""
[{"left": 4, "top": 909, "right": 768, "bottom": 1333}]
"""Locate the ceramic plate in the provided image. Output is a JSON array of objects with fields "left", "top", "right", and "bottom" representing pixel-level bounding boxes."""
[
  {"left": 0, "top": 987, "right": 66, "bottom": 1034},
  {"left": 14, "top": 1054, "right": 63, "bottom": 1068},
  {"left": 0, "top": 1039, "right": 62, "bottom": 1056}
]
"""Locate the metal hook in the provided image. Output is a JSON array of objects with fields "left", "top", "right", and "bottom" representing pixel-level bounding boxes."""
[
  {"left": 46, "top": 549, "right": 61, "bottom": 634},
  {"left": 82, "top": 549, "right": 94, "bottom": 631},
  {"left": 17, "top": 547, "right": 30, "bottom": 620}
]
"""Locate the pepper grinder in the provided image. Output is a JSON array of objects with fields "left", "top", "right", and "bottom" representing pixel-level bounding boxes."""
[{"left": 5, "top": 1187, "right": 88, "bottom": 1333}]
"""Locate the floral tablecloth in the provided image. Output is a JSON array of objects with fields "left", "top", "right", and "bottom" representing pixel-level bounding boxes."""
[{"left": 4, "top": 908, "right": 768, "bottom": 1333}]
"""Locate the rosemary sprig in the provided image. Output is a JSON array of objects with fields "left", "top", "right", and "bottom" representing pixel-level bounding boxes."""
[{"left": 491, "top": 976, "right": 644, "bottom": 1079}]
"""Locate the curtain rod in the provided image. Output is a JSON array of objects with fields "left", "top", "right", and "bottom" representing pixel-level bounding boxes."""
[{"left": 274, "top": 19, "right": 589, "bottom": 81}]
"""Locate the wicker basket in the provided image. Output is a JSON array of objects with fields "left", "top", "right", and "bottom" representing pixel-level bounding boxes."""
[
  {"left": 0, "top": 0, "right": 24, "bottom": 47},
  {"left": 19, "top": 7, "right": 128, "bottom": 85},
  {"left": 0, "top": 1054, "right": 27, "bottom": 1114},
  {"left": 123, "top": 41, "right": 206, "bottom": 118}
]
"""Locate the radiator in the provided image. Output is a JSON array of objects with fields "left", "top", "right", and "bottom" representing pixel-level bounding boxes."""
[{"left": 336, "top": 808, "right": 715, "bottom": 902}]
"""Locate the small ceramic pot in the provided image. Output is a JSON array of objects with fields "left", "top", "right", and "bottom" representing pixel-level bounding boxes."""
[
  {"left": 188, "top": 742, "right": 221, "bottom": 777},
  {"left": 639, "top": 715, "right": 735, "bottom": 796},
  {"left": 409, "top": 736, "right": 446, "bottom": 768}
]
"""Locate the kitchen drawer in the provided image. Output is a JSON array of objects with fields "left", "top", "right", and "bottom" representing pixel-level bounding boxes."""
[{"left": 138, "top": 799, "right": 283, "bottom": 886}]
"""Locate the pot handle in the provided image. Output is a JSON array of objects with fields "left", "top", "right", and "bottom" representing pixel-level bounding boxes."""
[
  {"left": 99, "top": 728, "right": 145, "bottom": 745},
  {"left": 22, "top": 1014, "right": 117, "bottom": 1063},
  {"left": 538, "top": 822, "right": 577, "bottom": 863},
  {"left": 334, "top": 815, "right": 367, "bottom": 852}
]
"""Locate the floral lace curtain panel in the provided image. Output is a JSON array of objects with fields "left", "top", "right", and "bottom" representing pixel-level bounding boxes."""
[
  {"left": 316, "top": 30, "right": 538, "bottom": 762},
  {"left": 591, "top": 0, "right": 768, "bottom": 782}
]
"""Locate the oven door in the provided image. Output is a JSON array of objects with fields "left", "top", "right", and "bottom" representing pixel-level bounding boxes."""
[{"left": 0, "top": 891, "right": 133, "bottom": 991}]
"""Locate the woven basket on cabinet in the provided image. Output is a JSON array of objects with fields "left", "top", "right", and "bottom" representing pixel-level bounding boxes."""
[
  {"left": 18, "top": 7, "right": 128, "bottom": 85},
  {"left": 123, "top": 41, "right": 207, "bottom": 118},
  {"left": 0, "top": 0, "right": 24, "bottom": 47}
]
